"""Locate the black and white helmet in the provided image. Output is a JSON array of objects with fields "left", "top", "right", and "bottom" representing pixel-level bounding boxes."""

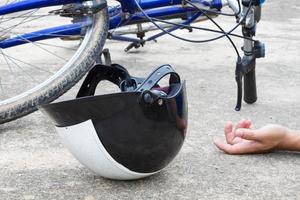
[{"left": 40, "top": 64, "right": 188, "bottom": 180}]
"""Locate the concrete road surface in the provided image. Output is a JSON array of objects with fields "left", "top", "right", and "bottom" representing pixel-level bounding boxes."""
[{"left": 1, "top": 1, "right": 300, "bottom": 199}]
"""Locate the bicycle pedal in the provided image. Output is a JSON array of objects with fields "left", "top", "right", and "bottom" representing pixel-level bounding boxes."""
[{"left": 124, "top": 41, "right": 145, "bottom": 52}]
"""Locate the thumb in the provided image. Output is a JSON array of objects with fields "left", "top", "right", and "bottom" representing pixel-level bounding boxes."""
[{"left": 235, "top": 128, "right": 260, "bottom": 141}]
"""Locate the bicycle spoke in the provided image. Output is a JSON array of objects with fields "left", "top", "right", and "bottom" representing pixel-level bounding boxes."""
[
  {"left": 0, "top": 11, "right": 53, "bottom": 25},
  {"left": 15, "top": 34, "right": 68, "bottom": 61},
  {"left": 0, "top": 0, "right": 108, "bottom": 122},
  {"left": 0, "top": 4, "right": 81, "bottom": 84},
  {"left": 0, "top": 28, "right": 85, "bottom": 39},
  {"left": 0, "top": 0, "right": 13, "bottom": 23},
  {"left": 0, "top": 78, "right": 5, "bottom": 98},
  {"left": 8, "top": 58, "right": 40, "bottom": 83},
  {"left": 0, "top": 17, "right": 86, "bottom": 41},
  {"left": 0, "top": 9, "right": 39, "bottom": 38},
  {"left": 0, "top": 48, "right": 12, "bottom": 72},
  {"left": 0, "top": 51, "right": 39, "bottom": 82},
  {"left": 0, "top": 9, "right": 39, "bottom": 24},
  {"left": 0, "top": 52, "right": 54, "bottom": 74},
  {"left": 34, "top": 41, "right": 78, "bottom": 50}
]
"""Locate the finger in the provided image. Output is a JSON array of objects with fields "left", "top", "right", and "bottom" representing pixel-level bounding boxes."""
[
  {"left": 213, "top": 138, "right": 231, "bottom": 152},
  {"left": 232, "top": 136, "right": 243, "bottom": 144},
  {"left": 231, "top": 120, "right": 253, "bottom": 144},
  {"left": 224, "top": 122, "right": 234, "bottom": 144},
  {"left": 244, "top": 119, "right": 252, "bottom": 129},
  {"left": 214, "top": 138, "right": 260, "bottom": 155},
  {"left": 235, "top": 128, "right": 259, "bottom": 141},
  {"left": 213, "top": 138, "right": 241, "bottom": 154},
  {"left": 236, "top": 119, "right": 249, "bottom": 129}
]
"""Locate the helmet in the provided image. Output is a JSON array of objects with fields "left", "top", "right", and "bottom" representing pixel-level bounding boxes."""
[{"left": 40, "top": 64, "right": 188, "bottom": 180}]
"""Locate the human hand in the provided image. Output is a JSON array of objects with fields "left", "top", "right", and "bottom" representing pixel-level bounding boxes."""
[{"left": 213, "top": 119, "right": 290, "bottom": 154}]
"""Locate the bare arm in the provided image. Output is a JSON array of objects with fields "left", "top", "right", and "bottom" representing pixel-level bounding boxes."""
[
  {"left": 277, "top": 129, "right": 300, "bottom": 151},
  {"left": 213, "top": 119, "right": 300, "bottom": 154}
]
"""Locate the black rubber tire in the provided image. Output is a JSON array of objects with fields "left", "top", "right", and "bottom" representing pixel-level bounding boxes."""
[
  {"left": 0, "top": 2, "right": 109, "bottom": 124},
  {"left": 244, "top": 67, "right": 257, "bottom": 104}
]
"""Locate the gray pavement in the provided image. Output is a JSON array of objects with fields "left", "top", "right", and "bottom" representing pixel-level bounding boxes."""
[{"left": 1, "top": 1, "right": 300, "bottom": 199}]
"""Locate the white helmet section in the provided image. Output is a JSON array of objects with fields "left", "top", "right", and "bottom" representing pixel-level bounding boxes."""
[{"left": 56, "top": 120, "right": 157, "bottom": 180}]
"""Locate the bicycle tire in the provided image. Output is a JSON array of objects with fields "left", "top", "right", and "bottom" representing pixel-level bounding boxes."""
[{"left": 0, "top": 1, "right": 109, "bottom": 124}]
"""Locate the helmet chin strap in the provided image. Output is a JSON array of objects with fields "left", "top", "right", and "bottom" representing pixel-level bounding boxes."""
[
  {"left": 76, "top": 63, "right": 181, "bottom": 99},
  {"left": 134, "top": 64, "right": 182, "bottom": 106},
  {"left": 135, "top": 64, "right": 180, "bottom": 92},
  {"left": 76, "top": 63, "right": 135, "bottom": 98}
]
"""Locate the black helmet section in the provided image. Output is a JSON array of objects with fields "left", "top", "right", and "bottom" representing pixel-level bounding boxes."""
[
  {"left": 40, "top": 64, "right": 188, "bottom": 174},
  {"left": 76, "top": 63, "right": 138, "bottom": 97}
]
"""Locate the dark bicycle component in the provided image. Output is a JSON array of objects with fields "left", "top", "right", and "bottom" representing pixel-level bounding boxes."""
[
  {"left": 235, "top": 0, "right": 265, "bottom": 111},
  {"left": 242, "top": 0, "right": 265, "bottom": 7},
  {"left": 98, "top": 48, "right": 112, "bottom": 66},
  {"left": 40, "top": 64, "right": 187, "bottom": 180},
  {"left": 124, "top": 23, "right": 147, "bottom": 51},
  {"left": 0, "top": 0, "right": 267, "bottom": 124},
  {"left": 50, "top": 1, "right": 107, "bottom": 17},
  {"left": 125, "top": 40, "right": 145, "bottom": 52}
]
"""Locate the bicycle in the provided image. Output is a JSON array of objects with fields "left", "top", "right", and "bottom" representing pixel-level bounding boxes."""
[{"left": 0, "top": 0, "right": 265, "bottom": 124}]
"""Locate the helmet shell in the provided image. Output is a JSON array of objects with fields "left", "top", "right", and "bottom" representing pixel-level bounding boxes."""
[
  {"left": 40, "top": 64, "right": 188, "bottom": 180},
  {"left": 41, "top": 84, "right": 187, "bottom": 180}
]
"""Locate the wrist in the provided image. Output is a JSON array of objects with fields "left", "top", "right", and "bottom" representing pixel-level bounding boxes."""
[{"left": 277, "top": 129, "right": 300, "bottom": 151}]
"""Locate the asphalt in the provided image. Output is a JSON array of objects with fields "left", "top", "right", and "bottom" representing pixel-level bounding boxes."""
[{"left": 1, "top": 1, "right": 300, "bottom": 199}]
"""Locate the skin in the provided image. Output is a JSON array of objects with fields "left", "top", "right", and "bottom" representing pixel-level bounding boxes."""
[{"left": 213, "top": 119, "right": 300, "bottom": 154}]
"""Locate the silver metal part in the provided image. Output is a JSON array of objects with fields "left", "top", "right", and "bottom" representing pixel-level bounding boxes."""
[
  {"left": 244, "top": 6, "right": 255, "bottom": 28},
  {"left": 227, "top": 0, "right": 242, "bottom": 17},
  {"left": 242, "top": 4, "right": 255, "bottom": 58}
]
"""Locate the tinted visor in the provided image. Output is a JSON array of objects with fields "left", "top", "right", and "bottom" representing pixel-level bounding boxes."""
[
  {"left": 40, "top": 64, "right": 188, "bottom": 173},
  {"left": 40, "top": 81, "right": 187, "bottom": 173}
]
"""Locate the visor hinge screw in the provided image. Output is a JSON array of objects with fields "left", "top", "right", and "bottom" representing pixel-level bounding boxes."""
[{"left": 157, "top": 99, "right": 164, "bottom": 106}]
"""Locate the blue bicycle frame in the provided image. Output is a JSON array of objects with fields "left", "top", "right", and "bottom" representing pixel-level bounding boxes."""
[
  {"left": 0, "top": 0, "right": 266, "bottom": 112},
  {"left": 0, "top": 0, "right": 226, "bottom": 49}
]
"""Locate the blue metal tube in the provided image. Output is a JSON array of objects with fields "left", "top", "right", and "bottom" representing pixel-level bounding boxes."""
[
  {"left": 138, "top": 0, "right": 182, "bottom": 9},
  {"left": 110, "top": 35, "right": 141, "bottom": 43},
  {"left": 116, "top": 0, "right": 182, "bottom": 13},
  {"left": 109, "top": 12, "right": 201, "bottom": 44},
  {"left": 0, "top": 0, "right": 79, "bottom": 16},
  {"left": 117, "top": 0, "right": 224, "bottom": 13},
  {"left": 146, "top": 12, "right": 201, "bottom": 41},
  {"left": 0, "top": 0, "right": 226, "bottom": 49},
  {"left": 109, "top": 6, "right": 195, "bottom": 29},
  {"left": 0, "top": 21, "right": 91, "bottom": 49},
  {"left": 0, "top": 4, "right": 194, "bottom": 48},
  {"left": 129, "top": 6, "right": 194, "bottom": 21}
]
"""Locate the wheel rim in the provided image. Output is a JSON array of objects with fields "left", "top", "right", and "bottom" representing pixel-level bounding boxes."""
[{"left": 0, "top": 1, "right": 98, "bottom": 106}]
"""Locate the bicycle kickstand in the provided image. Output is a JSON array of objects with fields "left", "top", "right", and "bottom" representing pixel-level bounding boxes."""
[{"left": 97, "top": 48, "right": 112, "bottom": 66}]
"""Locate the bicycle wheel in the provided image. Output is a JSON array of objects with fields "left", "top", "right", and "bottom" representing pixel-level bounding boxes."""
[{"left": 0, "top": 0, "right": 108, "bottom": 124}]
